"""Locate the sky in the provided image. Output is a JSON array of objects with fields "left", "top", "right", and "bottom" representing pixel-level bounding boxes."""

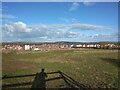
[{"left": 1, "top": 2, "right": 118, "bottom": 42}]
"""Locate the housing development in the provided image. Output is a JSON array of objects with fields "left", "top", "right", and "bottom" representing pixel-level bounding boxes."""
[{"left": 2, "top": 42, "right": 120, "bottom": 51}]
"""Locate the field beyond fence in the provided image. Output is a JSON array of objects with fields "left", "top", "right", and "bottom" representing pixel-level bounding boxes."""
[{"left": 2, "top": 49, "right": 119, "bottom": 89}]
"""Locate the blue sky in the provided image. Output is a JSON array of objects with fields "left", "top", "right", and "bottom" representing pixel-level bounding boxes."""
[{"left": 1, "top": 2, "right": 118, "bottom": 42}]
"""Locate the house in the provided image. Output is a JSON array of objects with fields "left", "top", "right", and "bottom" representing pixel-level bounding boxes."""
[
  {"left": 25, "top": 45, "right": 30, "bottom": 50},
  {"left": 76, "top": 44, "right": 82, "bottom": 47},
  {"left": 83, "top": 44, "right": 86, "bottom": 47},
  {"left": 33, "top": 47, "right": 39, "bottom": 51}
]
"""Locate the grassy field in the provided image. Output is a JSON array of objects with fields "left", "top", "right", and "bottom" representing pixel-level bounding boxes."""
[{"left": 2, "top": 49, "right": 119, "bottom": 89}]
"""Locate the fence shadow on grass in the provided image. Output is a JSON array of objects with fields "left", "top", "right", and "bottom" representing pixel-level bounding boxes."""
[{"left": 2, "top": 70, "right": 88, "bottom": 89}]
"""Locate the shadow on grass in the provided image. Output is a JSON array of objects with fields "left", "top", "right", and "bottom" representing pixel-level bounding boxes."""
[
  {"left": 100, "top": 58, "right": 119, "bottom": 68},
  {"left": 2, "top": 70, "right": 88, "bottom": 89}
]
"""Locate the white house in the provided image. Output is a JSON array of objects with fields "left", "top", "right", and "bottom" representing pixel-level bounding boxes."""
[
  {"left": 70, "top": 44, "right": 74, "bottom": 48},
  {"left": 25, "top": 45, "right": 30, "bottom": 50},
  {"left": 76, "top": 44, "right": 82, "bottom": 47},
  {"left": 33, "top": 47, "right": 39, "bottom": 51},
  {"left": 83, "top": 44, "right": 86, "bottom": 47}
]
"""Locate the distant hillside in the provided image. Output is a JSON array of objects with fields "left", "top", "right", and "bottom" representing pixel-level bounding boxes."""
[{"left": 1, "top": 41, "right": 119, "bottom": 46}]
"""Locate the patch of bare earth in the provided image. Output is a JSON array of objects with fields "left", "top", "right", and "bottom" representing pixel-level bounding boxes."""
[{"left": 3, "top": 61, "right": 35, "bottom": 71}]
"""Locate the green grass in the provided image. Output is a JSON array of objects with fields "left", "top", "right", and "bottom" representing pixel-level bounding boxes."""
[{"left": 2, "top": 49, "right": 119, "bottom": 89}]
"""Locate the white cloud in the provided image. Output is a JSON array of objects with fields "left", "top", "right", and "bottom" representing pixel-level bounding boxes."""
[
  {"left": 71, "top": 23, "right": 112, "bottom": 30},
  {"left": 83, "top": 2, "right": 95, "bottom": 6},
  {"left": 0, "top": 14, "right": 17, "bottom": 19},
  {"left": 2, "top": 22, "right": 81, "bottom": 41},
  {"left": 91, "top": 33, "right": 118, "bottom": 41},
  {"left": 59, "top": 17, "right": 78, "bottom": 23},
  {"left": 0, "top": 14, "right": 17, "bottom": 24},
  {"left": 99, "top": 33, "right": 117, "bottom": 38},
  {"left": 69, "top": 2, "right": 94, "bottom": 12},
  {"left": 2, "top": 21, "right": 116, "bottom": 42},
  {"left": 3, "top": 22, "right": 32, "bottom": 33},
  {"left": 69, "top": 2, "right": 80, "bottom": 11}
]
